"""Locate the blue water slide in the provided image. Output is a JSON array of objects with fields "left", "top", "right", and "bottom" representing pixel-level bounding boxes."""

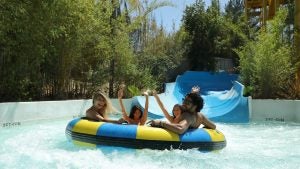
[{"left": 134, "top": 71, "right": 249, "bottom": 123}]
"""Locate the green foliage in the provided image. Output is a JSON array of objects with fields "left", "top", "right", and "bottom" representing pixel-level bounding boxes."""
[
  {"left": 3, "top": 0, "right": 295, "bottom": 101},
  {"left": 182, "top": 0, "right": 248, "bottom": 71},
  {"left": 182, "top": 0, "right": 214, "bottom": 70},
  {"left": 127, "top": 85, "right": 141, "bottom": 97},
  {"left": 237, "top": 8, "right": 294, "bottom": 99},
  {"left": 0, "top": 0, "right": 173, "bottom": 101},
  {"left": 0, "top": 0, "right": 126, "bottom": 101},
  {"left": 225, "top": 0, "right": 244, "bottom": 24},
  {"left": 243, "top": 86, "right": 254, "bottom": 97}
]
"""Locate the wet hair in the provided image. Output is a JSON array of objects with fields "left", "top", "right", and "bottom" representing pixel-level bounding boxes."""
[
  {"left": 93, "top": 93, "right": 105, "bottom": 104},
  {"left": 129, "top": 105, "right": 143, "bottom": 119},
  {"left": 185, "top": 92, "right": 204, "bottom": 112},
  {"left": 92, "top": 92, "right": 113, "bottom": 116},
  {"left": 172, "top": 104, "right": 185, "bottom": 117}
]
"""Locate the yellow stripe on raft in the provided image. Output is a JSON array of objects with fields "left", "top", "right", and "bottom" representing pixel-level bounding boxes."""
[
  {"left": 73, "top": 140, "right": 97, "bottom": 148},
  {"left": 204, "top": 129, "right": 225, "bottom": 142},
  {"left": 137, "top": 126, "right": 180, "bottom": 141},
  {"left": 72, "top": 119, "right": 104, "bottom": 135}
]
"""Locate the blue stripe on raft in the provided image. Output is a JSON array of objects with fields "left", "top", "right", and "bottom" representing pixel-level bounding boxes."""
[
  {"left": 67, "top": 118, "right": 81, "bottom": 131},
  {"left": 97, "top": 123, "right": 137, "bottom": 139},
  {"left": 179, "top": 129, "right": 211, "bottom": 142}
]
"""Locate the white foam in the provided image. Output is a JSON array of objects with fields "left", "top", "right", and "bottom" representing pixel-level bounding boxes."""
[{"left": 0, "top": 120, "right": 299, "bottom": 169}]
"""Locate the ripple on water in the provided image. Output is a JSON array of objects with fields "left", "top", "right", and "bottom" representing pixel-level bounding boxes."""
[{"left": 0, "top": 120, "right": 299, "bottom": 169}]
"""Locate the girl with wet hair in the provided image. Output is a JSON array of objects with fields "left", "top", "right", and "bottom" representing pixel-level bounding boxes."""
[
  {"left": 86, "top": 92, "right": 122, "bottom": 123},
  {"left": 118, "top": 87, "right": 149, "bottom": 125},
  {"left": 153, "top": 91, "right": 185, "bottom": 124},
  {"left": 148, "top": 86, "right": 216, "bottom": 134}
]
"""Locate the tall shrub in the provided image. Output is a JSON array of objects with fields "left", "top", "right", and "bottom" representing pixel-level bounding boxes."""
[{"left": 237, "top": 9, "right": 293, "bottom": 99}]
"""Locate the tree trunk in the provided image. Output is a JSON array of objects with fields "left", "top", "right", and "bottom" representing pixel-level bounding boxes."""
[
  {"left": 296, "top": 0, "right": 300, "bottom": 79},
  {"left": 109, "top": 59, "right": 115, "bottom": 97},
  {"left": 108, "top": 0, "right": 118, "bottom": 98}
]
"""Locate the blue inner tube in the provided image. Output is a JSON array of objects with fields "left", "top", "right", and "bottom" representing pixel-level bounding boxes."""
[{"left": 65, "top": 118, "right": 226, "bottom": 151}]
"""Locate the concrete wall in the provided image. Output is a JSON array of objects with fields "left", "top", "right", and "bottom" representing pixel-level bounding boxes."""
[
  {"left": 0, "top": 98, "right": 133, "bottom": 128},
  {"left": 297, "top": 101, "right": 300, "bottom": 122},
  {"left": 1, "top": 98, "right": 300, "bottom": 128},
  {"left": 250, "top": 99, "right": 300, "bottom": 123}
]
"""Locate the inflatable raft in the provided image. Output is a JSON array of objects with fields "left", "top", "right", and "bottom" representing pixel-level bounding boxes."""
[{"left": 65, "top": 118, "right": 226, "bottom": 151}]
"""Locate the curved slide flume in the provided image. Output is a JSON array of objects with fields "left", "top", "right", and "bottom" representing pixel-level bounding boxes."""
[{"left": 134, "top": 71, "right": 249, "bottom": 123}]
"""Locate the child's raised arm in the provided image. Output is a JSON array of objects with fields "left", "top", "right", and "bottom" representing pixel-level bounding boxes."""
[
  {"left": 139, "top": 91, "right": 149, "bottom": 125},
  {"left": 153, "top": 91, "right": 174, "bottom": 123},
  {"left": 118, "top": 88, "right": 131, "bottom": 123}
]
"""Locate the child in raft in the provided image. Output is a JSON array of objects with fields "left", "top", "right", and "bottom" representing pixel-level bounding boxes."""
[
  {"left": 86, "top": 91, "right": 123, "bottom": 123},
  {"left": 153, "top": 90, "right": 184, "bottom": 124},
  {"left": 118, "top": 86, "right": 149, "bottom": 125}
]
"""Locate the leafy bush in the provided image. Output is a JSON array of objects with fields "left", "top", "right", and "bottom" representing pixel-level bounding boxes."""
[{"left": 237, "top": 8, "right": 293, "bottom": 99}]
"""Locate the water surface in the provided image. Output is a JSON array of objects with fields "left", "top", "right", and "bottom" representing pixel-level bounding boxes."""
[{"left": 0, "top": 119, "right": 299, "bottom": 169}]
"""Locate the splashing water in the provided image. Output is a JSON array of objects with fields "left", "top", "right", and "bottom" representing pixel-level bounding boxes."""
[{"left": 0, "top": 119, "right": 299, "bottom": 169}]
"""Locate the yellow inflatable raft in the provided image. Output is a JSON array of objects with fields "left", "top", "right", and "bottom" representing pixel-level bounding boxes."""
[{"left": 65, "top": 118, "right": 226, "bottom": 151}]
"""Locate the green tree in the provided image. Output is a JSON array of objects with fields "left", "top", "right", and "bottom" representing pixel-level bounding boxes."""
[
  {"left": 135, "top": 18, "right": 186, "bottom": 89},
  {"left": 225, "top": 0, "right": 244, "bottom": 23},
  {"left": 0, "top": 0, "right": 49, "bottom": 101},
  {"left": 182, "top": 0, "right": 215, "bottom": 70},
  {"left": 296, "top": 0, "right": 300, "bottom": 79},
  {"left": 237, "top": 9, "right": 293, "bottom": 98},
  {"left": 0, "top": 0, "right": 117, "bottom": 101},
  {"left": 182, "top": 0, "right": 247, "bottom": 71},
  {"left": 106, "top": 0, "right": 173, "bottom": 97}
]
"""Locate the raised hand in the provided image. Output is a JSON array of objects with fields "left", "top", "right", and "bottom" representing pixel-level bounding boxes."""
[
  {"left": 118, "top": 88, "right": 124, "bottom": 99},
  {"left": 146, "top": 120, "right": 161, "bottom": 127},
  {"left": 142, "top": 89, "right": 152, "bottom": 96},
  {"left": 152, "top": 90, "right": 157, "bottom": 96},
  {"left": 191, "top": 86, "right": 200, "bottom": 94},
  {"left": 119, "top": 83, "right": 126, "bottom": 90},
  {"left": 143, "top": 91, "right": 149, "bottom": 96}
]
